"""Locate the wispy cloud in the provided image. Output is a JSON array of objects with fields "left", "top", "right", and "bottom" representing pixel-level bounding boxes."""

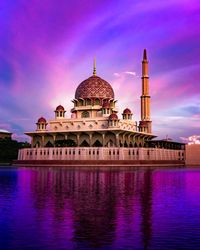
[
  {"left": 124, "top": 71, "right": 136, "bottom": 76},
  {"left": 113, "top": 72, "right": 120, "bottom": 77},
  {"left": 0, "top": 0, "right": 200, "bottom": 140},
  {"left": 113, "top": 71, "right": 137, "bottom": 77}
]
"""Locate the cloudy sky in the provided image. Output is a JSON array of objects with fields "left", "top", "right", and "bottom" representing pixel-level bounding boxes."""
[{"left": 0, "top": 0, "right": 200, "bottom": 142}]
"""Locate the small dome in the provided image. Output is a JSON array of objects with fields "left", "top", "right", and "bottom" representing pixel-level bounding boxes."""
[
  {"left": 123, "top": 108, "right": 132, "bottom": 114},
  {"left": 109, "top": 113, "right": 118, "bottom": 120},
  {"left": 37, "top": 117, "right": 47, "bottom": 123},
  {"left": 75, "top": 75, "right": 114, "bottom": 100},
  {"left": 56, "top": 105, "right": 65, "bottom": 111}
]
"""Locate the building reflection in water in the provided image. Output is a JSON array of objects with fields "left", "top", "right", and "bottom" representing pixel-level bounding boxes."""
[
  {"left": 3, "top": 167, "right": 200, "bottom": 250},
  {"left": 140, "top": 170, "right": 152, "bottom": 250},
  {"left": 20, "top": 167, "right": 153, "bottom": 249}
]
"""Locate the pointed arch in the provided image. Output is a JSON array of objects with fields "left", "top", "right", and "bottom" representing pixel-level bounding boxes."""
[
  {"left": 93, "top": 140, "right": 102, "bottom": 147},
  {"left": 80, "top": 140, "right": 90, "bottom": 147},
  {"left": 91, "top": 132, "right": 103, "bottom": 146},
  {"left": 124, "top": 141, "right": 128, "bottom": 147},
  {"left": 104, "top": 131, "right": 116, "bottom": 147}
]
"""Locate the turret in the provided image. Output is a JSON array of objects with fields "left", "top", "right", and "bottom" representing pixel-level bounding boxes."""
[
  {"left": 55, "top": 105, "right": 66, "bottom": 119},
  {"left": 108, "top": 113, "right": 119, "bottom": 127},
  {"left": 122, "top": 108, "right": 132, "bottom": 120},
  {"left": 102, "top": 100, "right": 113, "bottom": 116},
  {"left": 36, "top": 117, "right": 47, "bottom": 131}
]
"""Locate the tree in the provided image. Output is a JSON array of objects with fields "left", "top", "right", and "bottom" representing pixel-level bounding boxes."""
[{"left": 0, "top": 138, "right": 31, "bottom": 163}]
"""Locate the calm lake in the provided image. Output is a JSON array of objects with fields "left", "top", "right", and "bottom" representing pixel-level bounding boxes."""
[{"left": 0, "top": 166, "right": 200, "bottom": 250}]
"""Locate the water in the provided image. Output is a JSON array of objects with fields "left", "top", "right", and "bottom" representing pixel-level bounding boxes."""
[{"left": 0, "top": 166, "right": 200, "bottom": 250}]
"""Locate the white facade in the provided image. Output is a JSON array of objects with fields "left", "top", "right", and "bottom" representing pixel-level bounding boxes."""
[{"left": 48, "top": 117, "right": 137, "bottom": 133}]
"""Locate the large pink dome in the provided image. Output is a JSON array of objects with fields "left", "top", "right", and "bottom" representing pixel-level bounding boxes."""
[{"left": 75, "top": 75, "right": 114, "bottom": 99}]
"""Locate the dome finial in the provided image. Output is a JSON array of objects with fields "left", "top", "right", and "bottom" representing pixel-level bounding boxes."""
[{"left": 93, "top": 57, "right": 96, "bottom": 76}]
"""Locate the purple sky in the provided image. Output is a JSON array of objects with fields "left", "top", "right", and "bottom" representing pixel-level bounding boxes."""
[{"left": 0, "top": 0, "right": 200, "bottom": 142}]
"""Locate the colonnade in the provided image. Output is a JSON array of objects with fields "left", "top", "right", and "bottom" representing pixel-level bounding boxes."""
[{"left": 31, "top": 131, "right": 153, "bottom": 148}]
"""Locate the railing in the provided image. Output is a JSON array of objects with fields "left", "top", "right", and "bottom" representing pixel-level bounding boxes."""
[{"left": 18, "top": 147, "right": 185, "bottom": 161}]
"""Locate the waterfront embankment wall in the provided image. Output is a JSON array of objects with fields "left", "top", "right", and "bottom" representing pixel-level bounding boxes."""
[
  {"left": 15, "top": 147, "right": 185, "bottom": 166},
  {"left": 186, "top": 144, "right": 200, "bottom": 166}
]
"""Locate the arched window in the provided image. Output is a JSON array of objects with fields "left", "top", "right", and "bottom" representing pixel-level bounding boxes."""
[
  {"left": 78, "top": 99, "right": 84, "bottom": 106},
  {"left": 81, "top": 111, "right": 90, "bottom": 118},
  {"left": 86, "top": 98, "right": 91, "bottom": 105},
  {"left": 95, "top": 98, "right": 100, "bottom": 105}
]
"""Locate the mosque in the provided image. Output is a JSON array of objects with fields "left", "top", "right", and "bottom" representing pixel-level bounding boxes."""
[
  {"left": 17, "top": 50, "right": 185, "bottom": 165},
  {"left": 27, "top": 49, "right": 153, "bottom": 148}
]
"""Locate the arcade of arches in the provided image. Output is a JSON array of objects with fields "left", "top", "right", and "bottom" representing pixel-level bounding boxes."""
[{"left": 32, "top": 131, "right": 153, "bottom": 148}]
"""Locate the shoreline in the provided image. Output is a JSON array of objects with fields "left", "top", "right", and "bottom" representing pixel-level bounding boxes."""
[
  {"left": 13, "top": 159, "right": 185, "bottom": 167},
  {"left": 0, "top": 162, "right": 12, "bottom": 166}
]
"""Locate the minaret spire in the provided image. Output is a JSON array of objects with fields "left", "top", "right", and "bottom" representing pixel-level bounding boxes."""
[
  {"left": 142, "top": 49, "right": 148, "bottom": 78},
  {"left": 143, "top": 48, "right": 147, "bottom": 61},
  {"left": 93, "top": 57, "right": 96, "bottom": 76}
]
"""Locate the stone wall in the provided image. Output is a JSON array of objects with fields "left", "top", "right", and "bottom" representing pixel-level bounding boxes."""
[{"left": 185, "top": 144, "right": 200, "bottom": 166}]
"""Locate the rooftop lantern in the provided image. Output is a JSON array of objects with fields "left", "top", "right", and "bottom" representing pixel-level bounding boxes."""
[
  {"left": 108, "top": 113, "right": 119, "bottom": 127},
  {"left": 122, "top": 108, "right": 133, "bottom": 120},
  {"left": 102, "top": 100, "right": 112, "bottom": 116},
  {"left": 55, "top": 105, "right": 66, "bottom": 119},
  {"left": 36, "top": 117, "right": 47, "bottom": 131}
]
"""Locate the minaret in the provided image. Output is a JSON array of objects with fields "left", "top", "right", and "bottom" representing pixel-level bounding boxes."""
[{"left": 139, "top": 49, "right": 152, "bottom": 133}]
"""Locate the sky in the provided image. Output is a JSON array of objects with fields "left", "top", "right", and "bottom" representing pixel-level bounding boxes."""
[{"left": 0, "top": 0, "right": 200, "bottom": 142}]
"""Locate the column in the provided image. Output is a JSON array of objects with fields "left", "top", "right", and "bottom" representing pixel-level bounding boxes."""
[
  {"left": 41, "top": 135, "right": 45, "bottom": 147},
  {"left": 115, "top": 133, "right": 119, "bottom": 147},
  {"left": 102, "top": 133, "right": 105, "bottom": 147},
  {"left": 53, "top": 134, "right": 56, "bottom": 147},
  {"left": 77, "top": 134, "right": 80, "bottom": 147},
  {"left": 89, "top": 133, "right": 93, "bottom": 147}
]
